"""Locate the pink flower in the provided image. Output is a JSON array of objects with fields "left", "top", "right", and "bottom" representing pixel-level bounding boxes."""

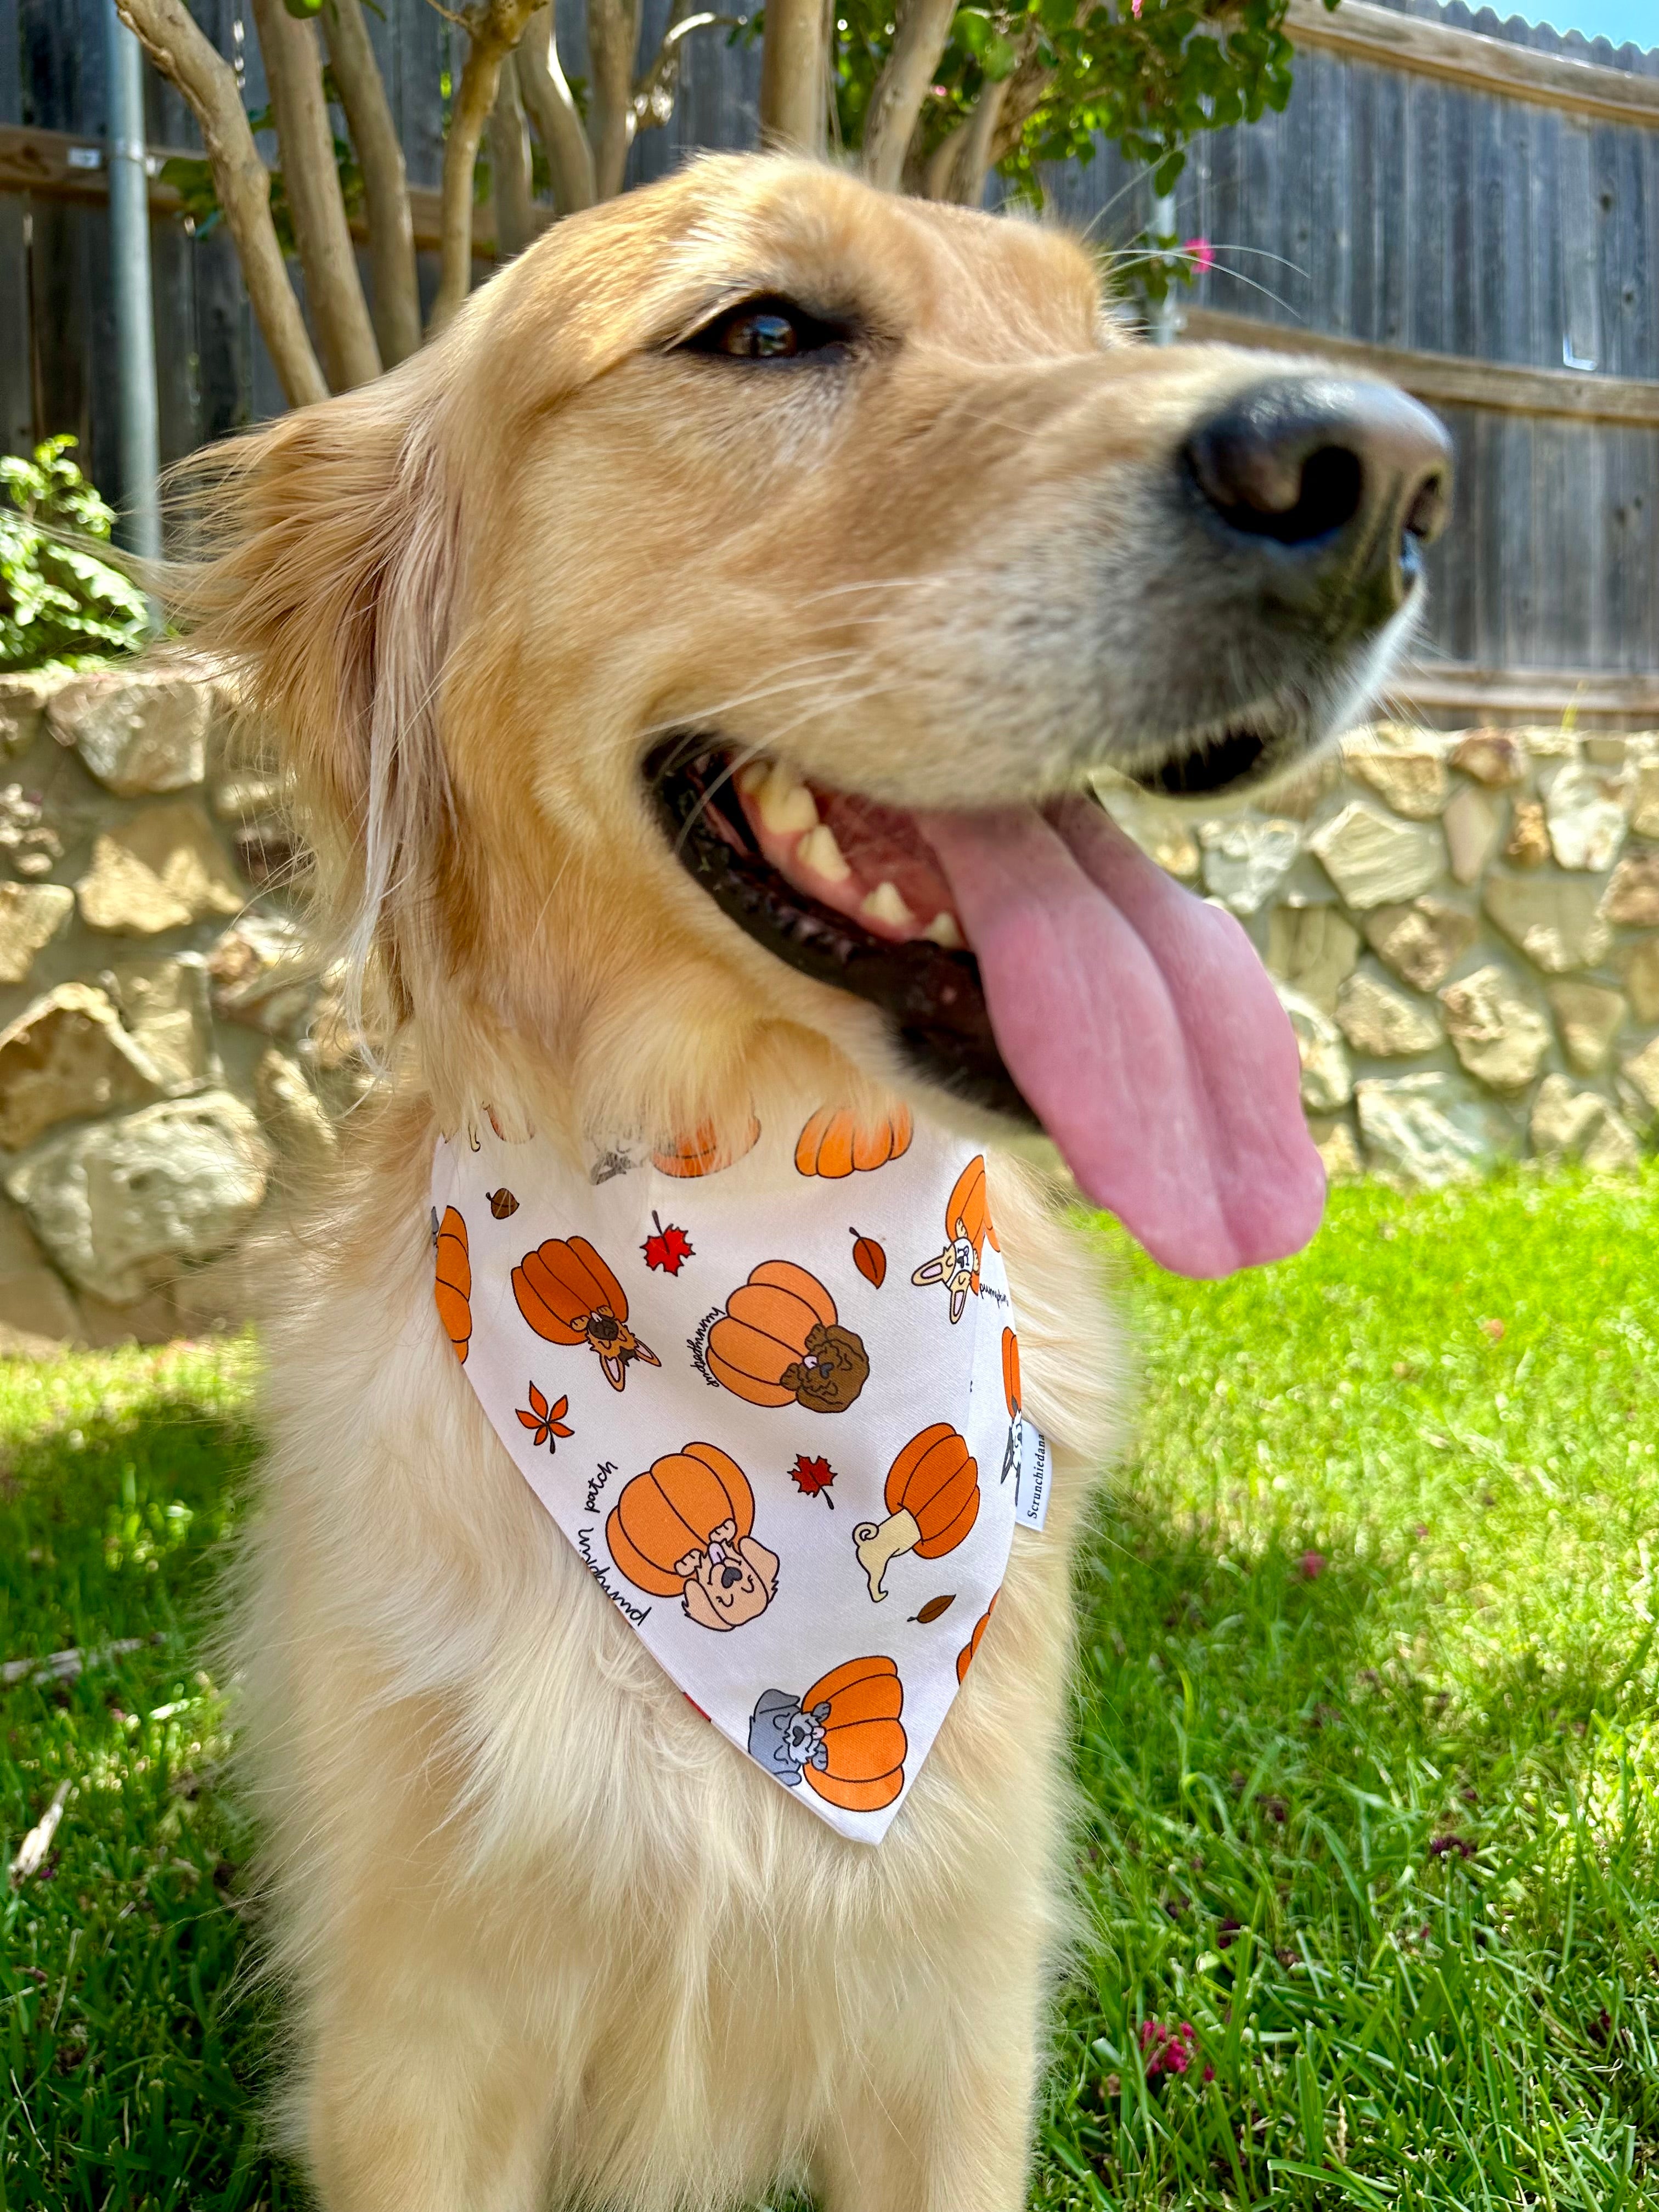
[
  {"left": 1183, "top": 236, "right": 1215, "bottom": 275},
  {"left": 1139, "top": 2018, "right": 1197, "bottom": 2078},
  {"left": 1131, "top": 0, "right": 1142, "bottom": 16},
  {"left": 1298, "top": 1550, "right": 1327, "bottom": 1579}
]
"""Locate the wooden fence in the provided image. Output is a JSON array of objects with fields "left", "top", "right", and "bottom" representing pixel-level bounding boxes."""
[{"left": 3, "top": 0, "right": 1657, "bottom": 715}]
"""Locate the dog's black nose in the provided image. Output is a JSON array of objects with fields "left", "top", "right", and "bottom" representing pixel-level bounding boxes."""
[
  {"left": 1183, "top": 376, "right": 1452, "bottom": 628},
  {"left": 720, "top": 1564, "right": 744, "bottom": 1588}
]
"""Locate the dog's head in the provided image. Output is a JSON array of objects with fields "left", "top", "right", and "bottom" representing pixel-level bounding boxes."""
[
  {"left": 679, "top": 1521, "right": 781, "bottom": 1632},
  {"left": 175, "top": 155, "right": 1448, "bottom": 1277}
]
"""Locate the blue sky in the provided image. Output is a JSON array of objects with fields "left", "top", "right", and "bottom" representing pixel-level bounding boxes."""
[{"left": 1512, "top": 0, "right": 1656, "bottom": 49}]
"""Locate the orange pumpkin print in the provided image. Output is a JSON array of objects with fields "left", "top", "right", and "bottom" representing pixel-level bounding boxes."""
[
  {"left": 911, "top": 1154, "right": 999, "bottom": 1324},
  {"left": 606, "top": 1442, "right": 779, "bottom": 1632},
  {"left": 748, "top": 1654, "right": 907, "bottom": 1814},
  {"left": 512, "top": 1234, "right": 661, "bottom": 1391},
  {"left": 957, "top": 1592, "right": 998, "bottom": 1684},
  {"left": 652, "top": 1115, "right": 761, "bottom": 1179},
  {"left": 1000, "top": 1324, "right": 1024, "bottom": 1485},
  {"left": 794, "top": 1104, "right": 913, "bottom": 1179},
  {"left": 853, "top": 1423, "right": 980, "bottom": 1600},
  {"left": 706, "top": 1260, "right": 870, "bottom": 1414},
  {"left": 433, "top": 1205, "right": 472, "bottom": 1365}
]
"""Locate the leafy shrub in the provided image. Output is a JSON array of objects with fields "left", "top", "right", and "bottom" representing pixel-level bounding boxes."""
[{"left": 1, "top": 436, "right": 150, "bottom": 674}]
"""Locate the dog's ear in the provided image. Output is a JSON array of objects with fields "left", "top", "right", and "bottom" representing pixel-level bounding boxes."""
[
  {"left": 166, "top": 368, "right": 459, "bottom": 1051},
  {"left": 739, "top": 1536, "right": 780, "bottom": 1596},
  {"left": 682, "top": 1581, "right": 727, "bottom": 1633}
]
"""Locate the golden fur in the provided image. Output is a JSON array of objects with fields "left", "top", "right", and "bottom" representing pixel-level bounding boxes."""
[{"left": 170, "top": 155, "right": 1305, "bottom": 2210}]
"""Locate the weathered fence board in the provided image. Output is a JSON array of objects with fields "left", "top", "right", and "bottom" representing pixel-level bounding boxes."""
[{"left": 1, "top": 0, "right": 1656, "bottom": 704}]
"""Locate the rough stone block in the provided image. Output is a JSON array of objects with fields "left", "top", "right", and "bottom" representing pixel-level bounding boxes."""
[
  {"left": 1274, "top": 986, "right": 1353, "bottom": 1112},
  {"left": 0, "top": 672, "right": 57, "bottom": 755},
  {"left": 0, "top": 983, "right": 166, "bottom": 1149},
  {"left": 1602, "top": 853, "right": 1659, "bottom": 928},
  {"left": 1265, "top": 905, "right": 1359, "bottom": 1013},
  {"left": 1530, "top": 1073, "right": 1640, "bottom": 1172},
  {"left": 1443, "top": 787, "right": 1501, "bottom": 885},
  {"left": 1505, "top": 799, "right": 1550, "bottom": 868},
  {"left": 5, "top": 1091, "right": 272, "bottom": 1304},
  {"left": 1451, "top": 728, "right": 1528, "bottom": 787},
  {"left": 104, "top": 955, "right": 216, "bottom": 1092},
  {"left": 1629, "top": 761, "right": 1659, "bottom": 841},
  {"left": 1621, "top": 1034, "right": 1659, "bottom": 1116},
  {"left": 1621, "top": 938, "right": 1659, "bottom": 1025},
  {"left": 1308, "top": 1115, "right": 1362, "bottom": 1180},
  {"left": 1362, "top": 896, "right": 1480, "bottom": 993},
  {"left": 1199, "top": 817, "right": 1301, "bottom": 914},
  {"left": 1483, "top": 874, "right": 1611, "bottom": 973},
  {"left": 1335, "top": 969, "right": 1442, "bottom": 1057},
  {"left": 76, "top": 801, "right": 245, "bottom": 935},
  {"left": 206, "top": 912, "right": 314, "bottom": 1034},
  {"left": 47, "top": 670, "right": 210, "bottom": 795},
  {"left": 0, "top": 883, "right": 74, "bottom": 985},
  {"left": 1308, "top": 802, "right": 1443, "bottom": 910},
  {"left": 1546, "top": 980, "right": 1626, "bottom": 1075},
  {"left": 1542, "top": 760, "right": 1632, "bottom": 871},
  {"left": 1344, "top": 745, "right": 1450, "bottom": 819},
  {"left": 1355, "top": 1071, "right": 1513, "bottom": 1186},
  {"left": 1438, "top": 965, "right": 1551, "bottom": 1093},
  {"left": 0, "top": 1266, "right": 81, "bottom": 1350}
]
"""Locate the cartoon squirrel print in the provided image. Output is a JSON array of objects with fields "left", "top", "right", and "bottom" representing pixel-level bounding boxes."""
[
  {"left": 706, "top": 1261, "right": 870, "bottom": 1414},
  {"left": 512, "top": 1234, "right": 661, "bottom": 1391},
  {"left": 606, "top": 1444, "right": 780, "bottom": 1632},
  {"left": 910, "top": 1155, "right": 999, "bottom": 1324}
]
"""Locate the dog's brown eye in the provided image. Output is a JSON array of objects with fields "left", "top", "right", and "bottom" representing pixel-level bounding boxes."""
[{"left": 682, "top": 297, "right": 850, "bottom": 364}]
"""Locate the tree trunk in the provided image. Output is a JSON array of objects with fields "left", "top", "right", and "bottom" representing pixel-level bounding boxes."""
[
  {"left": 586, "top": 0, "right": 642, "bottom": 200},
  {"left": 428, "top": 2, "right": 542, "bottom": 335},
  {"left": 758, "top": 0, "right": 828, "bottom": 155},
  {"left": 516, "top": 5, "right": 596, "bottom": 216},
  {"left": 114, "top": 0, "right": 326, "bottom": 407},
  {"left": 321, "top": 0, "right": 421, "bottom": 369},
  {"left": 860, "top": 0, "right": 956, "bottom": 191},
  {"left": 487, "top": 53, "right": 538, "bottom": 256},
  {"left": 944, "top": 75, "right": 1008, "bottom": 204},
  {"left": 249, "top": 0, "right": 381, "bottom": 392}
]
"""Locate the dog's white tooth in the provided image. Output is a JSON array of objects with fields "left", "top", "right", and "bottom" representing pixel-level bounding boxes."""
[
  {"left": 861, "top": 880, "right": 915, "bottom": 930},
  {"left": 758, "top": 762, "right": 820, "bottom": 836},
  {"left": 923, "top": 911, "right": 964, "bottom": 950},
  {"left": 735, "top": 759, "right": 770, "bottom": 797},
  {"left": 797, "top": 824, "right": 851, "bottom": 883}
]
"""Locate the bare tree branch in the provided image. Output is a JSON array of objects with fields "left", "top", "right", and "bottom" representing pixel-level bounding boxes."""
[
  {"left": 759, "top": 0, "right": 829, "bottom": 155},
  {"left": 487, "top": 50, "right": 538, "bottom": 255},
  {"left": 428, "top": 0, "right": 543, "bottom": 333},
  {"left": 633, "top": 5, "right": 739, "bottom": 134},
  {"left": 321, "top": 0, "right": 422, "bottom": 369},
  {"left": 586, "top": 0, "right": 643, "bottom": 201},
  {"left": 250, "top": 0, "right": 381, "bottom": 391},
  {"left": 516, "top": 4, "right": 596, "bottom": 216},
  {"left": 114, "top": 0, "right": 327, "bottom": 407},
  {"left": 861, "top": 0, "right": 956, "bottom": 192}
]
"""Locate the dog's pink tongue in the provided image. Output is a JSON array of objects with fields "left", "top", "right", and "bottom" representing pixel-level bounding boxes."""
[{"left": 919, "top": 796, "right": 1324, "bottom": 1278}]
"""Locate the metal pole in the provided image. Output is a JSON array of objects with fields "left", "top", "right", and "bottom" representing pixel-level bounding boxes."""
[
  {"left": 105, "top": 0, "right": 162, "bottom": 566},
  {"left": 1147, "top": 187, "right": 1180, "bottom": 347}
]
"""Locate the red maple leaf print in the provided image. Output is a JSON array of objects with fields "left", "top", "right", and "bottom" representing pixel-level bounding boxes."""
[
  {"left": 790, "top": 1453, "right": 837, "bottom": 1508},
  {"left": 516, "top": 1382, "right": 573, "bottom": 1452},
  {"left": 641, "top": 1211, "right": 694, "bottom": 1274}
]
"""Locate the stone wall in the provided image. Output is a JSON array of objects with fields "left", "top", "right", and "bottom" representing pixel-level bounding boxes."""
[
  {"left": 0, "top": 665, "right": 343, "bottom": 1353},
  {"left": 0, "top": 665, "right": 1647, "bottom": 1356},
  {"left": 1096, "top": 724, "right": 1659, "bottom": 1186}
]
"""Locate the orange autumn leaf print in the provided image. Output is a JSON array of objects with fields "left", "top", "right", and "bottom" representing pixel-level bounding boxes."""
[{"left": 516, "top": 1383, "right": 572, "bottom": 1452}]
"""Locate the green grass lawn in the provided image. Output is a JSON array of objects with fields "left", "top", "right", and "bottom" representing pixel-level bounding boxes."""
[{"left": 6, "top": 1170, "right": 1659, "bottom": 2209}]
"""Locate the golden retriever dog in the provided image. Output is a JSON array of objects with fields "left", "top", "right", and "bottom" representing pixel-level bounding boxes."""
[{"left": 171, "top": 154, "right": 1449, "bottom": 2211}]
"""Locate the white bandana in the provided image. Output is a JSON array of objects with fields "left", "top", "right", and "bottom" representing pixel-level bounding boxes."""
[{"left": 430, "top": 1107, "right": 1049, "bottom": 1844}]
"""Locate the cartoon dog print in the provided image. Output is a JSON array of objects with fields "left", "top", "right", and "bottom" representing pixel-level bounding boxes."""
[
  {"left": 606, "top": 1443, "right": 779, "bottom": 1632},
  {"left": 706, "top": 1260, "right": 870, "bottom": 1414},
  {"left": 910, "top": 1155, "right": 999, "bottom": 1325},
  {"left": 513, "top": 1233, "right": 661, "bottom": 1391},
  {"left": 747, "top": 1655, "right": 907, "bottom": 1814}
]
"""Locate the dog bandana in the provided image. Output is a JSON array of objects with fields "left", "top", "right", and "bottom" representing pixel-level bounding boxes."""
[{"left": 430, "top": 1105, "right": 1050, "bottom": 1843}]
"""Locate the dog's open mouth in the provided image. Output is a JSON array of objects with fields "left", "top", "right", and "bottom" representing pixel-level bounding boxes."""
[{"left": 647, "top": 741, "right": 1327, "bottom": 1278}]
